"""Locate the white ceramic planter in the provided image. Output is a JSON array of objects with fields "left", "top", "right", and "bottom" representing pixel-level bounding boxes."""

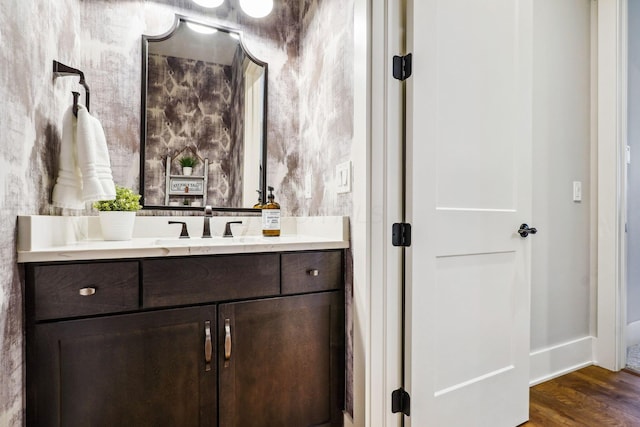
[
  {"left": 182, "top": 167, "right": 193, "bottom": 176},
  {"left": 98, "top": 211, "right": 136, "bottom": 241}
]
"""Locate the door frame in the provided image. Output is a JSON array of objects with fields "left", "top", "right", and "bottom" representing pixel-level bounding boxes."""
[
  {"left": 596, "top": 0, "right": 628, "bottom": 372},
  {"left": 350, "top": 0, "right": 375, "bottom": 426},
  {"left": 367, "top": 0, "right": 405, "bottom": 426},
  {"left": 347, "top": 0, "right": 405, "bottom": 425}
]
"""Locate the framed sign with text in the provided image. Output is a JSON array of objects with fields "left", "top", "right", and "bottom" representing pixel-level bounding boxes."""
[{"left": 168, "top": 177, "right": 205, "bottom": 196}]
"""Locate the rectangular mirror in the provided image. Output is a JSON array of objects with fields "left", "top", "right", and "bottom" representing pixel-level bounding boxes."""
[{"left": 140, "top": 15, "right": 267, "bottom": 211}]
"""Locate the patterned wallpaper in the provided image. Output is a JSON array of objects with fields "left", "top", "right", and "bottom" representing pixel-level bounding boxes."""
[
  {"left": 264, "top": 0, "right": 354, "bottom": 216},
  {"left": 145, "top": 53, "right": 240, "bottom": 207},
  {"left": 0, "top": 0, "right": 354, "bottom": 424},
  {"left": 299, "top": 0, "right": 355, "bottom": 414}
]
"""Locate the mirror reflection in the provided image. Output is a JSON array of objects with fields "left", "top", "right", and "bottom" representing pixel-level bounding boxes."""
[{"left": 141, "top": 15, "right": 267, "bottom": 210}]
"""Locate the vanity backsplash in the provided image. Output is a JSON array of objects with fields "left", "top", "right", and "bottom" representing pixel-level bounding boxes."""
[{"left": 17, "top": 215, "right": 349, "bottom": 263}]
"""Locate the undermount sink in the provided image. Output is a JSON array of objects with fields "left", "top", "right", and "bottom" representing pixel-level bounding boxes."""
[{"left": 153, "top": 236, "right": 267, "bottom": 247}]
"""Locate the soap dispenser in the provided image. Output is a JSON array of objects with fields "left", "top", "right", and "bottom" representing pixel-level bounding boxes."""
[{"left": 262, "top": 186, "right": 281, "bottom": 237}]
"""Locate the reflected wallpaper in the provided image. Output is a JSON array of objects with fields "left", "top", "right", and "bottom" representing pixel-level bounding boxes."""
[{"left": 145, "top": 53, "right": 240, "bottom": 207}]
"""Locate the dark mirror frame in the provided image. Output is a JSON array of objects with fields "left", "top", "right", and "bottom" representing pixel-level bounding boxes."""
[{"left": 139, "top": 14, "right": 267, "bottom": 212}]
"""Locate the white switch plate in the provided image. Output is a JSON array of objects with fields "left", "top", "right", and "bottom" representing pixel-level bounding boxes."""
[
  {"left": 573, "top": 181, "right": 582, "bottom": 202},
  {"left": 304, "top": 173, "right": 312, "bottom": 199},
  {"left": 336, "top": 161, "right": 351, "bottom": 194}
]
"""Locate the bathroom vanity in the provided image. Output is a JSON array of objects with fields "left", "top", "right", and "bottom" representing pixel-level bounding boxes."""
[{"left": 19, "top": 216, "right": 348, "bottom": 427}]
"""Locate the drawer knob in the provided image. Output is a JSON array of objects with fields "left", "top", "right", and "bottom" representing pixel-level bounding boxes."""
[
  {"left": 78, "top": 287, "right": 96, "bottom": 296},
  {"left": 308, "top": 269, "right": 319, "bottom": 277}
]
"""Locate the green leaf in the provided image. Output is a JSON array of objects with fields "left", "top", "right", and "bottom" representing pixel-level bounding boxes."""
[{"left": 92, "top": 185, "right": 142, "bottom": 212}]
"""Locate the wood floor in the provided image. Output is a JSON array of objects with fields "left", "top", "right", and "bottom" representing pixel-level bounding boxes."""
[{"left": 523, "top": 365, "right": 640, "bottom": 426}]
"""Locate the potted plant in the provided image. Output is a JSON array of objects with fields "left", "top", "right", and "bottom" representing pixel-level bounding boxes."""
[
  {"left": 93, "top": 185, "right": 142, "bottom": 241},
  {"left": 179, "top": 156, "right": 197, "bottom": 176}
]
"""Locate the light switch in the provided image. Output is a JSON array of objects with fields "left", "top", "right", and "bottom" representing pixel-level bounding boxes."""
[
  {"left": 336, "top": 161, "right": 351, "bottom": 194},
  {"left": 573, "top": 181, "right": 582, "bottom": 202}
]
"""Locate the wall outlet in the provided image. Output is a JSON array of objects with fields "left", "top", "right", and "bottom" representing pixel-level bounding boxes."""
[
  {"left": 336, "top": 161, "right": 351, "bottom": 194},
  {"left": 304, "top": 173, "right": 312, "bottom": 199}
]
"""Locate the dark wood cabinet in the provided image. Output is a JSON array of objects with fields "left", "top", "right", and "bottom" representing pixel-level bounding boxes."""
[
  {"left": 281, "top": 251, "right": 343, "bottom": 295},
  {"left": 142, "top": 254, "right": 280, "bottom": 308},
  {"left": 219, "top": 292, "right": 344, "bottom": 427},
  {"left": 26, "top": 250, "right": 345, "bottom": 427},
  {"left": 28, "top": 306, "right": 217, "bottom": 427},
  {"left": 31, "top": 261, "right": 139, "bottom": 320}
]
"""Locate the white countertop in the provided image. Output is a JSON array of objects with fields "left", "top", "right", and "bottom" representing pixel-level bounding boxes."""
[{"left": 17, "top": 215, "right": 349, "bottom": 263}]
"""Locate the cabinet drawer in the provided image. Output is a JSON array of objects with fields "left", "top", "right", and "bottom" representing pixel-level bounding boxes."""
[
  {"left": 281, "top": 251, "right": 343, "bottom": 295},
  {"left": 142, "top": 254, "right": 280, "bottom": 308},
  {"left": 32, "top": 262, "right": 139, "bottom": 320}
]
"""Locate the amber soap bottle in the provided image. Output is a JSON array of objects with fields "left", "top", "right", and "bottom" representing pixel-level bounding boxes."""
[
  {"left": 253, "top": 190, "right": 263, "bottom": 209},
  {"left": 262, "top": 186, "right": 281, "bottom": 237}
]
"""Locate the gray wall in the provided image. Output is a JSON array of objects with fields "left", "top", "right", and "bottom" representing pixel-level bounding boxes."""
[
  {"left": 531, "top": 0, "right": 592, "bottom": 351},
  {"left": 628, "top": 0, "right": 640, "bottom": 324},
  {"left": 0, "top": 1, "right": 353, "bottom": 424}
]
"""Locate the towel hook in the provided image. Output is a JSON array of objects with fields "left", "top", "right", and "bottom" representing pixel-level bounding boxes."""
[{"left": 53, "top": 60, "right": 91, "bottom": 116}]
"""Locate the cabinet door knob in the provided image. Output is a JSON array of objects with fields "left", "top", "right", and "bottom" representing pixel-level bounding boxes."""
[
  {"left": 78, "top": 287, "right": 96, "bottom": 296},
  {"left": 224, "top": 319, "right": 232, "bottom": 362},
  {"left": 204, "top": 321, "right": 212, "bottom": 372},
  {"left": 308, "top": 269, "right": 319, "bottom": 277}
]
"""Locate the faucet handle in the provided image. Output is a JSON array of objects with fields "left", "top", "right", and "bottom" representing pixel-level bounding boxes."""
[
  {"left": 223, "top": 221, "right": 243, "bottom": 238},
  {"left": 204, "top": 205, "right": 213, "bottom": 216},
  {"left": 168, "top": 221, "right": 190, "bottom": 238}
]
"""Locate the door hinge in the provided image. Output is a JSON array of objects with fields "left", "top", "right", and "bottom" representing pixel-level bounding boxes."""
[
  {"left": 392, "top": 388, "right": 411, "bottom": 416},
  {"left": 393, "top": 53, "right": 412, "bottom": 81},
  {"left": 392, "top": 223, "right": 412, "bottom": 247}
]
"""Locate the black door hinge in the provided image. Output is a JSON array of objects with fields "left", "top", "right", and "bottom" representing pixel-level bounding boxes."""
[
  {"left": 392, "top": 388, "right": 411, "bottom": 416},
  {"left": 392, "top": 223, "right": 412, "bottom": 247},
  {"left": 393, "top": 53, "right": 412, "bottom": 81}
]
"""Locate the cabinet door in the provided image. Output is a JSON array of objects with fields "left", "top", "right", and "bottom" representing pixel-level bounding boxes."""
[
  {"left": 29, "top": 306, "right": 217, "bottom": 427},
  {"left": 219, "top": 292, "right": 344, "bottom": 427}
]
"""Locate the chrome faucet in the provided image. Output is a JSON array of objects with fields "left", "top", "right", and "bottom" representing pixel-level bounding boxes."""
[{"left": 202, "top": 205, "right": 213, "bottom": 238}]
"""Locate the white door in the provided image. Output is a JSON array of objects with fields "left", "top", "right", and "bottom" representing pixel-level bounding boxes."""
[{"left": 405, "top": 1, "right": 533, "bottom": 426}]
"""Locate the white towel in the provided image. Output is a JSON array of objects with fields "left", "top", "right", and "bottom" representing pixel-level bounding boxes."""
[
  {"left": 52, "top": 106, "right": 83, "bottom": 209},
  {"left": 76, "top": 106, "right": 116, "bottom": 202},
  {"left": 52, "top": 105, "right": 116, "bottom": 209}
]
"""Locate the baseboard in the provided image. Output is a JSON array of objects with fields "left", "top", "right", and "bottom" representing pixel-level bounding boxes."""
[
  {"left": 529, "top": 336, "right": 594, "bottom": 386},
  {"left": 627, "top": 320, "right": 640, "bottom": 346}
]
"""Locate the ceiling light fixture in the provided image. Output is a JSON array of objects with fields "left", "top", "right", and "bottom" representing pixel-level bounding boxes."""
[
  {"left": 239, "top": 0, "right": 273, "bottom": 18},
  {"left": 193, "top": 0, "right": 224, "bottom": 8}
]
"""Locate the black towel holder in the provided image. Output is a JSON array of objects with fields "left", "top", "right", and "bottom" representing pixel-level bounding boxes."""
[{"left": 53, "top": 60, "right": 90, "bottom": 117}]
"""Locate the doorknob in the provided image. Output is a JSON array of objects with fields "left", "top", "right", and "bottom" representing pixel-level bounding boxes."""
[{"left": 518, "top": 223, "right": 538, "bottom": 238}]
